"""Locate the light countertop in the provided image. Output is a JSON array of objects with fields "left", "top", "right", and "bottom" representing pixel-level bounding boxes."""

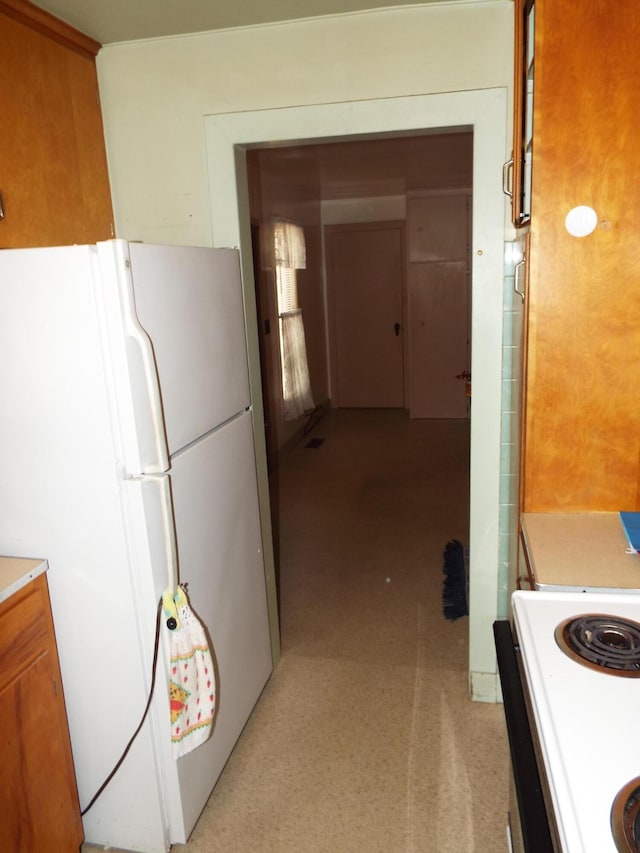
[
  {"left": 0, "top": 556, "right": 48, "bottom": 604},
  {"left": 521, "top": 512, "right": 640, "bottom": 592}
]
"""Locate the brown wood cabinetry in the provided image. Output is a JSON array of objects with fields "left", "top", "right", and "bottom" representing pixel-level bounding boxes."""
[
  {"left": 509, "top": 0, "right": 534, "bottom": 227},
  {"left": 520, "top": 0, "right": 640, "bottom": 512},
  {"left": 0, "top": 572, "right": 83, "bottom": 851},
  {"left": 0, "top": 0, "right": 113, "bottom": 247}
]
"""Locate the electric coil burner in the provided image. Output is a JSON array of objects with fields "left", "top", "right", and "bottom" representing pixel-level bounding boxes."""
[
  {"left": 555, "top": 614, "right": 640, "bottom": 676},
  {"left": 611, "top": 778, "right": 640, "bottom": 853}
]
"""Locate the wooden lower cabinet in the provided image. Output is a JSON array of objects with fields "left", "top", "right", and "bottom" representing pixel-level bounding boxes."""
[{"left": 0, "top": 574, "right": 83, "bottom": 852}]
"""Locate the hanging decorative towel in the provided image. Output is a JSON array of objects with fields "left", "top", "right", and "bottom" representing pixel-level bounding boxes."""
[{"left": 163, "top": 585, "right": 217, "bottom": 759}]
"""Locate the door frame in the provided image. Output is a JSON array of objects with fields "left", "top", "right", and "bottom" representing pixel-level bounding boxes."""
[
  {"left": 205, "top": 89, "right": 507, "bottom": 702},
  {"left": 325, "top": 220, "right": 406, "bottom": 409}
]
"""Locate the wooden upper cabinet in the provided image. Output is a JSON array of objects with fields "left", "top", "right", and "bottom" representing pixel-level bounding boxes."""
[
  {"left": 509, "top": 0, "right": 535, "bottom": 228},
  {"left": 0, "top": 0, "right": 113, "bottom": 247},
  {"left": 521, "top": 0, "right": 640, "bottom": 512}
]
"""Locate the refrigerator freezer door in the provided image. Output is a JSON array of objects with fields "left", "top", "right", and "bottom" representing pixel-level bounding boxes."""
[
  {"left": 112, "top": 241, "right": 251, "bottom": 458},
  {"left": 165, "top": 409, "right": 272, "bottom": 841}
]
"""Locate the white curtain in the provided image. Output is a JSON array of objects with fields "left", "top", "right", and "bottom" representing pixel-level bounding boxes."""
[
  {"left": 280, "top": 310, "right": 314, "bottom": 421},
  {"left": 273, "top": 220, "right": 314, "bottom": 421},
  {"left": 274, "top": 220, "right": 306, "bottom": 272}
]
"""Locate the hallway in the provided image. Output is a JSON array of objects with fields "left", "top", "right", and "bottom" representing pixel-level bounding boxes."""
[{"left": 173, "top": 409, "right": 510, "bottom": 852}]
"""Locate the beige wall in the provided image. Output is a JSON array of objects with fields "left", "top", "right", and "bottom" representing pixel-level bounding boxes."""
[{"left": 96, "top": 2, "right": 513, "bottom": 246}]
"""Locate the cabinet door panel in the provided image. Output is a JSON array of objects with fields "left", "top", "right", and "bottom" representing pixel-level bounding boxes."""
[
  {"left": 1, "top": 655, "right": 83, "bottom": 851},
  {"left": 0, "top": 576, "right": 83, "bottom": 852},
  {"left": 522, "top": 0, "right": 640, "bottom": 512},
  {"left": 511, "top": 0, "right": 535, "bottom": 227},
  {"left": 0, "top": 585, "right": 48, "bottom": 689},
  {"left": 0, "top": 12, "right": 113, "bottom": 248}
]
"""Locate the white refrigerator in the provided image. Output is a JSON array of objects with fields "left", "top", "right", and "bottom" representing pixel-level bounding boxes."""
[{"left": 0, "top": 240, "right": 273, "bottom": 851}]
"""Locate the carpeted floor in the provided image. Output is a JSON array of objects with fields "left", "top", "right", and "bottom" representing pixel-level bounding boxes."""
[{"left": 86, "top": 408, "right": 510, "bottom": 852}]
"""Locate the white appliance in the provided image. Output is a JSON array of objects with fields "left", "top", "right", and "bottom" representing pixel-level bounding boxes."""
[
  {"left": 0, "top": 240, "right": 273, "bottom": 851},
  {"left": 511, "top": 590, "right": 640, "bottom": 852}
]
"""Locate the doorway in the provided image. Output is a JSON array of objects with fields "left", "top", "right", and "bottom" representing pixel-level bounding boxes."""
[{"left": 205, "top": 89, "right": 507, "bottom": 701}]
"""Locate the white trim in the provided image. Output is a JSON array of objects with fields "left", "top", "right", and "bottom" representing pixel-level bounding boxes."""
[{"left": 205, "top": 88, "right": 507, "bottom": 701}]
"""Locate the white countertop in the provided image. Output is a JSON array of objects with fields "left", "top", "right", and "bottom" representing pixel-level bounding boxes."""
[
  {"left": 0, "top": 556, "right": 48, "bottom": 604},
  {"left": 521, "top": 512, "right": 640, "bottom": 591}
]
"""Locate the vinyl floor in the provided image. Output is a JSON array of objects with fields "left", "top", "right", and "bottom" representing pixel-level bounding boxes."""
[{"left": 86, "top": 408, "right": 510, "bottom": 853}]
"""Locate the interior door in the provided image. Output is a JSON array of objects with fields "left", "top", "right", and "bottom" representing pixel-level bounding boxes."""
[
  {"left": 327, "top": 222, "right": 404, "bottom": 408},
  {"left": 408, "top": 261, "right": 469, "bottom": 418},
  {"left": 407, "top": 194, "right": 471, "bottom": 418}
]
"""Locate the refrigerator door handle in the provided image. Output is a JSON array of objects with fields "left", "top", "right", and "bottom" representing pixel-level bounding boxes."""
[
  {"left": 156, "top": 473, "right": 179, "bottom": 596},
  {"left": 122, "top": 305, "right": 170, "bottom": 474},
  {"left": 139, "top": 472, "right": 179, "bottom": 596},
  {"left": 96, "top": 241, "right": 169, "bottom": 475}
]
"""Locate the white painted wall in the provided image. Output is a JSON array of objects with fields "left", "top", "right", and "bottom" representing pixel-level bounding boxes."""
[
  {"left": 96, "top": 1, "right": 515, "bottom": 701},
  {"left": 96, "top": 2, "right": 513, "bottom": 245}
]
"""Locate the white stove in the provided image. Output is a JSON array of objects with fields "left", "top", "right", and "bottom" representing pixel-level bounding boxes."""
[{"left": 512, "top": 590, "right": 640, "bottom": 853}]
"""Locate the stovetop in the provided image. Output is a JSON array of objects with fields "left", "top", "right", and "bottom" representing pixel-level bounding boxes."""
[{"left": 512, "top": 590, "right": 640, "bottom": 853}]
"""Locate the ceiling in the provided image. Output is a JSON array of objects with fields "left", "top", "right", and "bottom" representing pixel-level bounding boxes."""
[{"left": 31, "top": 0, "right": 490, "bottom": 44}]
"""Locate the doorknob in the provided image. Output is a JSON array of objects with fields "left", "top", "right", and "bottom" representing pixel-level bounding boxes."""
[{"left": 394, "top": 322, "right": 401, "bottom": 337}]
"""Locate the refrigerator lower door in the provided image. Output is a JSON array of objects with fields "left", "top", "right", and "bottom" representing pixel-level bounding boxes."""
[{"left": 165, "top": 408, "right": 272, "bottom": 841}]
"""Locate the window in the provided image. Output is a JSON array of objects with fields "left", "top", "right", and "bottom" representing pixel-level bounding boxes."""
[{"left": 273, "top": 220, "right": 314, "bottom": 421}]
